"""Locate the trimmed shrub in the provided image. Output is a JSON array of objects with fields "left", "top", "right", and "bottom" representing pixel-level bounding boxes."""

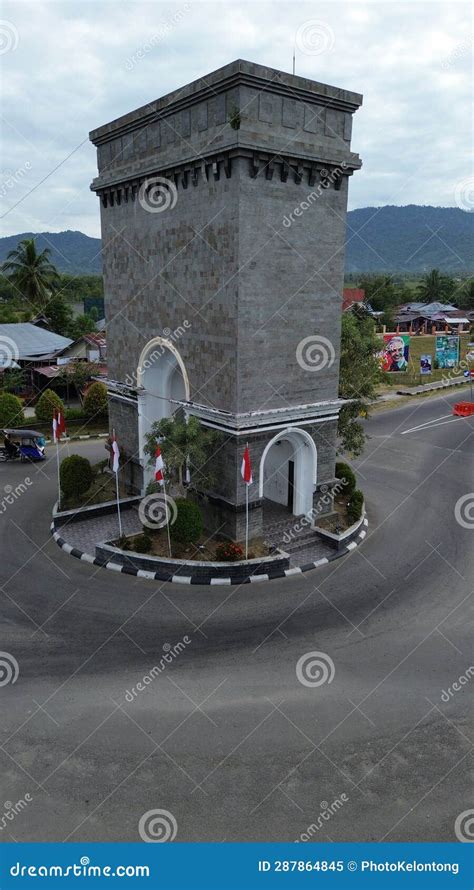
[
  {"left": 134, "top": 533, "right": 152, "bottom": 553},
  {"left": 0, "top": 392, "right": 24, "bottom": 428},
  {"left": 35, "top": 388, "right": 64, "bottom": 424},
  {"left": 60, "top": 454, "right": 93, "bottom": 499},
  {"left": 335, "top": 461, "right": 356, "bottom": 496},
  {"left": 170, "top": 498, "right": 203, "bottom": 545},
  {"left": 347, "top": 489, "right": 364, "bottom": 524},
  {"left": 215, "top": 541, "right": 244, "bottom": 562},
  {"left": 83, "top": 381, "right": 108, "bottom": 418},
  {"left": 65, "top": 407, "right": 86, "bottom": 421}
]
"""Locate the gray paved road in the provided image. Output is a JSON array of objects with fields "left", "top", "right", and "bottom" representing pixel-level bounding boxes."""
[{"left": 0, "top": 391, "right": 472, "bottom": 844}]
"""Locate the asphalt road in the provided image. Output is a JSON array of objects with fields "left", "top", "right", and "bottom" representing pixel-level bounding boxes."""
[{"left": 0, "top": 390, "right": 472, "bottom": 845}]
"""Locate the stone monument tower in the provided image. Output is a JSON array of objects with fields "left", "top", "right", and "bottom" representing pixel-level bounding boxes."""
[{"left": 89, "top": 60, "right": 362, "bottom": 541}]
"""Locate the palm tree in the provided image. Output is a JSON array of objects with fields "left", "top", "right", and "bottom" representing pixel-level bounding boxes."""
[
  {"left": 2, "top": 238, "right": 59, "bottom": 308},
  {"left": 417, "top": 269, "right": 455, "bottom": 304}
]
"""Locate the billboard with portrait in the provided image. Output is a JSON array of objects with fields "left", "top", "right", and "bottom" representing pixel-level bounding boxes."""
[
  {"left": 420, "top": 355, "right": 432, "bottom": 375},
  {"left": 435, "top": 335, "right": 460, "bottom": 369},
  {"left": 381, "top": 334, "right": 410, "bottom": 373}
]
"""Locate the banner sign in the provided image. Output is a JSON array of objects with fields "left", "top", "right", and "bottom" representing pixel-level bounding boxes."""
[
  {"left": 0, "top": 843, "right": 472, "bottom": 888},
  {"left": 420, "top": 354, "right": 432, "bottom": 375},
  {"left": 435, "top": 335, "right": 460, "bottom": 369},
  {"left": 381, "top": 334, "right": 410, "bottom": 373}
]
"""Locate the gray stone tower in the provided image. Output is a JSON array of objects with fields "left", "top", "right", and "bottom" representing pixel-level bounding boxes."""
[{"left": 89, "top": 60, "right": 362, "bottom": 541}]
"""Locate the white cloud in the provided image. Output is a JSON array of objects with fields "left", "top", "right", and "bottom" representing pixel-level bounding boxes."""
[{"left": 0, "top": 0, "right": 471, "bottom": 238}]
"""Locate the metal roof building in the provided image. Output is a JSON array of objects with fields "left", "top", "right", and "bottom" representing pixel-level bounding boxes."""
[{"left": 0, "top": 323, "right": 72, "bottom": 363}]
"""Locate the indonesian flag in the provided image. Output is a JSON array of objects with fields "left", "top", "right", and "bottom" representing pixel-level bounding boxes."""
[
  {"left": 111, "top": 431, "right": 120, "bottom": 473},
  {"left": 241, "top": 445, "right": 252, "bottom": 485},
  {"left": 155, "top": 445, "right": 165, "bottom": 485},
  {"left": 52, "top": 409, "right": 66, "bottom": 443}
]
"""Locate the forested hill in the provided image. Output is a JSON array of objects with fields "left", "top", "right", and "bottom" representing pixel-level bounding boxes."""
[
  {"left": 345, "top": 205, "right": 473, "bottom": 274},
  {"left": 1, "top": 206, "right": 472, "bottom": 275}
]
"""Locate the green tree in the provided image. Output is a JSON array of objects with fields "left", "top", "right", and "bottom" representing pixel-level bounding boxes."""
[
  {"left": 2, "top": 238, "right": 59, "bottom": 308},
  {"left": 338, "top": 306, "right": 382, "bottom": 456},
  {"left": 358, "top": 274, "right": 398, "bottom": 313},
  {"left": 0, "top": 392, "right": 24, "bottom": 427},
  {"left": 58, "top": 361, "right": 102, "bottom": 393},
  {"left": 417, "top": 269, "right": 455, "bottom": 303},
  {"left": 457, "top": 279, "right": 474, "bottom": 311},
  {"left": 68, "top": 314, "right": 97, "bottom": 339},
  {"left": 45, "top": 293, "right": 73, "bottom": 336},
  {"left": 35, "top": 388, "right": 64, "bottom": 423},
  {"left": 0, "top": 368, "right": 25, "bottom": 394},
  {"left": 83, "top": 381, "right": 108, "bottom": 417},
  {"left": 145, "top": 415, "right": 224, "bottom": 492}
]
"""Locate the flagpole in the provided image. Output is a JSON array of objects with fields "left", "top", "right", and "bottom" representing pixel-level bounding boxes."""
[
  {"left": 113, "top": 428, "right": 123, "bottom": 539},
  {"left": 162, "top": 475, "right": 172, "bottom": 558},
  {"left": 245, "top": 441, "right": 249, "bottom": 560},
  {"left": 56, "top": 438, "right": 61, "bottom": 510}
]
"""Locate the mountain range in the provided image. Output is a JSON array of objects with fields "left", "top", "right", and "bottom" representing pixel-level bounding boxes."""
[{"left": 0, "top": 206, "right": 472, "bottom": 276}]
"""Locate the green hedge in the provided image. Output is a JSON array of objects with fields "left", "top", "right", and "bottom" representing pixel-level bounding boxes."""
[
  {"left": 347, "top": 489, "right": 364, "bottom": 524},
  {"left": 83, "top": 381, "right": 108, "bottom": 417},
  {"left": 335, "top": 461, "right": 357, "bottom": 496},
  {"left": 0, "top": 392, "right": 24, "bottom": 428},
  {"left": 60, "top": 454, "right": 93, "bottom": 498},
  {"left": 35, "top": 389, "right": 65, "bottom": 423},
  {"left": 170, "top": 498, "right": 203, "bottom": 545}
]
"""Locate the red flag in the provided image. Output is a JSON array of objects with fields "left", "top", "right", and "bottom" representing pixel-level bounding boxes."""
[
  {"left": 155, "top": 445, "right": 165, "bottom": 485},
  {"left": 57, "top": 410, "right": 66, "bottom": 437},
  {"left": 52, "top": 410, "right": 58, "bottom": 444},
  {"left": 241, "top": 445, "right": 252, "bottom": 485}
]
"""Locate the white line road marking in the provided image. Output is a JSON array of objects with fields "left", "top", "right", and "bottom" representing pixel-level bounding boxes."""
[{"left": 401, "top": 416, "right": 463, "bottom": 435}]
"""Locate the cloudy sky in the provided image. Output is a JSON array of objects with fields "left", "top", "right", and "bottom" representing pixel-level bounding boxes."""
[{"left": 1, "top": 0, "right": 472, "bottom": 238}]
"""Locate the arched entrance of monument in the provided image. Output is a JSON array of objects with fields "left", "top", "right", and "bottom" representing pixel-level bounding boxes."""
[
  {"left": 259, "top": 428, "right": 317, "bottom": 528},
  {"left": 137, "top": 338, "right": 189, "bottom": 489}
]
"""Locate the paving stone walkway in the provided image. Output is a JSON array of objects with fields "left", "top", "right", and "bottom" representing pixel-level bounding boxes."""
[{"left": 57, "top": 506, "right": 334, "bottom": 568}]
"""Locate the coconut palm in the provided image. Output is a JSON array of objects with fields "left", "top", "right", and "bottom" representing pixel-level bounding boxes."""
[
  {"left": 2, "top": 238, "right": 59, "bottom": 308},
  {"left": 417, "top": 269, "right": 455, "bottom": 303}
]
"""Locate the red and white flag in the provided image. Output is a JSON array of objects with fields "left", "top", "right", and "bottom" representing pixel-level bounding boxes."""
[
  {"left": 53, "top": 410, "right": 67, "bottom": 443},
  {"left": 241, "top": 445, "right": 252, "bottom": 485},
  {"left": 155, "top": 445, "right": 165, "bottom": 485},
  {"left": 111, "top": 432, "right": 120, "bottom": 474}
]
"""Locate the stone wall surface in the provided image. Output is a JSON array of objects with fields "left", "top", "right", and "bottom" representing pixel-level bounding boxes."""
[{"left": 90, "top": 60, "right": 362, "bottom": 537}]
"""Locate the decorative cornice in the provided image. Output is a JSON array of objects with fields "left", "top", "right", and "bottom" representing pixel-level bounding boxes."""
[{"left": 91, "top": 148, "right": 357, "bottom": 205}]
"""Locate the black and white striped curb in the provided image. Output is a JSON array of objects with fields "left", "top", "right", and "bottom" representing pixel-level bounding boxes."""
[{"left": 50, "top": 517, "right": 369, "bottom": 585}]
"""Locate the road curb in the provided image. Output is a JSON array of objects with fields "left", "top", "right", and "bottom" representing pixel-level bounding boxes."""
[{"left": 50, "top": 517, "right": 369, "bottom": 585}]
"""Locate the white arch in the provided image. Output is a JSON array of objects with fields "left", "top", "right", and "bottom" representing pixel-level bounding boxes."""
[
  {"left": 137, "top": 336, "right": 190, "bottom": 397},
  {"left": 259, "top": 427, "right": 317, "bottom": 517},
  {"left": 137, "top": 337, "right": 190, "bottom": 490}
]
